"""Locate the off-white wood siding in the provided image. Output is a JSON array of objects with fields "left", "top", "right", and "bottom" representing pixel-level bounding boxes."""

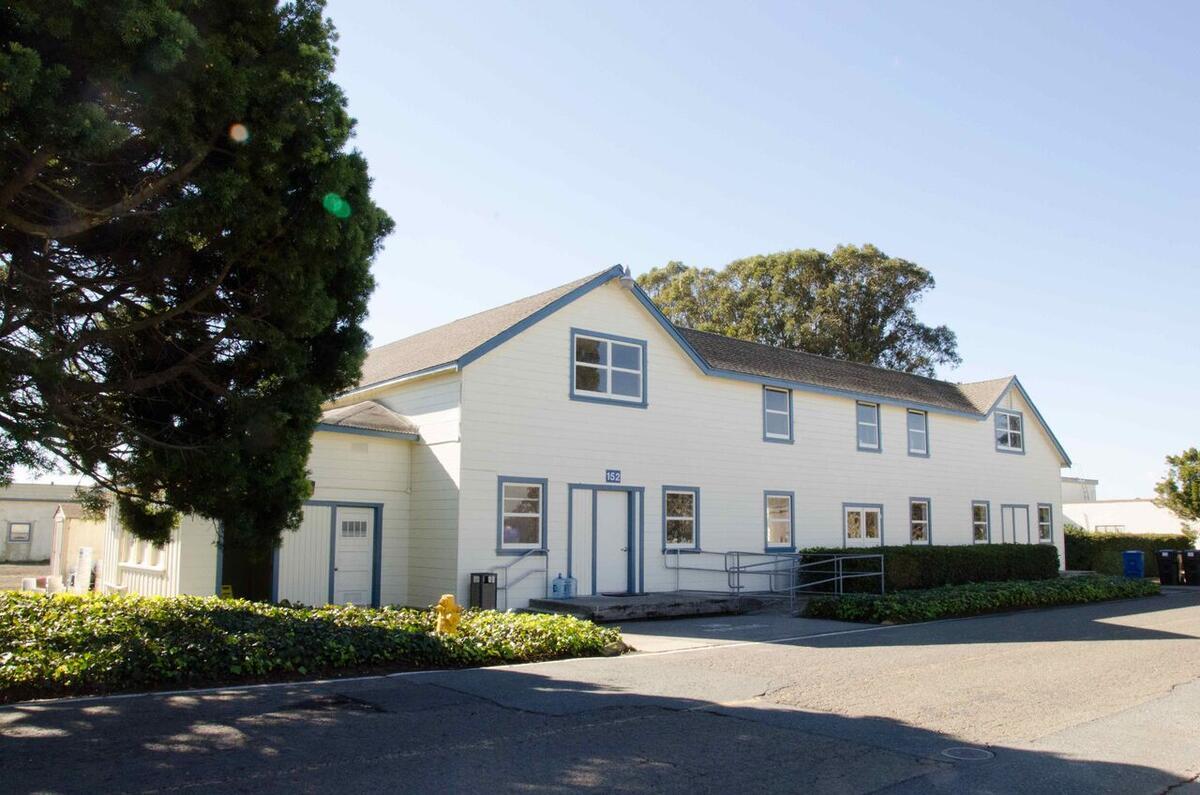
[
  {"left": 100, "top": 512, "right": 218, "bottom": 597},
  {"left": 345, "top": 372, "right": 462, "bottom": 607},
  {"left": 457, "top": 280, "right": 1066, "bottom": 607},
  {"left": 0, "top": 483, "right": 80, "bottom": 562}
]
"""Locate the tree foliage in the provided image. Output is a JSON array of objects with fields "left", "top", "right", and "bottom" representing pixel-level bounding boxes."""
[
  {"left": 0, "top": 0, "right": 392, "bottom": 549},
  {"left": 1154, "top": 447, "right": 1200, "bottom": 528},
  {"left": 638, "top": 245, "right": 960, "bottom": 376}
]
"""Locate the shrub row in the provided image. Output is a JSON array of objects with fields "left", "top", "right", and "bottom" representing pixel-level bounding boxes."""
[
  {"left": 804, "top": 575, "right": 1160, "bottom": 624},
  {"left": 1064, "top": 526, "right": 1195, "bottom": 577},
  {"left": 0, "top": 593, "right": 623, "bottom": 703},
  {"left": 797, "top": 543, "right": 1060, "bottom": 592}
]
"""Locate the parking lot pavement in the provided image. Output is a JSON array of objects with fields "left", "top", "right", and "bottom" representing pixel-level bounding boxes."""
[
  {"left": 0, "top": 563, "right": 48, "bottom": 591},
  {"left": 2, "top": 589, "right": 1199, "bottom": 794}
]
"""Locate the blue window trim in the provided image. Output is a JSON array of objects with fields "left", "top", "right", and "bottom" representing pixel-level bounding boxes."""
[
  {"left": 762, "top": 386, "right": 794, "bottom": 444},
  {"left": 971, "top": 500, "right": 991, "bottom": 544},
  {"left": 1036, "top": 502, "right": 1054, "bottom": 545},
  {"left": 6, "top": 521, "right": 32, "bottom": 543},
  {"left": 661, "top": 485, "right": 701, "bottom": 552},
  {"left": 906, "top": 409, "right": 930, "bottom": 458},
  {"left": 994, "top": 408, "right": 1026, "bottom": 455},
  {"left": 842, "top": 502, "right": 885, "bottom": 547},
  {"left": 569, "top": 328, "right": 648, "bottom": 409},
  {"left": 763, "top": 490, "right": 796, "bottom": 552},
  {"left": 856, "top": 401, "right": 882, "bottom": 453},
  {"left": 908, "top": 497, "right": 932, "bottom": 544},
  {"left": 496, "top": 475, "right": 550, "bottom": 556}
]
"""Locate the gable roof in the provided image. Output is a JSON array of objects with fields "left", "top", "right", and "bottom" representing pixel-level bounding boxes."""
[
  {"left": 357, "top": 266, "right": 622, "bottom": 391},
  {"left": 319, "top": 401, "right": 419, "bottom": 439},
  {"left": 677, "top": 328, "right": 1011, "bottom": 416},
  {"left": 345, "top": 266, "right": 1068, "bottom": 464}
]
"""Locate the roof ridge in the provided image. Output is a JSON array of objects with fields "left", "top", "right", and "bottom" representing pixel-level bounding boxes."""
[{"left": 675, "top": 325, "right": 976, "bottom": 390}]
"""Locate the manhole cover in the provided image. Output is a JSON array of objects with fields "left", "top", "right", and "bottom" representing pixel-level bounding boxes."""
[{"left": 941, "top": 747, "right": 994, "bottom": 761}]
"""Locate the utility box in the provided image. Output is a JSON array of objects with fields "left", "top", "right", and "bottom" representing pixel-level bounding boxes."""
[
  {"left": 1122, "top": 550, "right": 1144, "bottom": 579},
  {"left": 469, "top": 572, "right": 497, "bottom": 610},
  {"left": 1157, "top": 549, "right": 1181, "bottom": 586},
  {"left": 1181, "top": 549, "right": 1199, "bottom": 586}
]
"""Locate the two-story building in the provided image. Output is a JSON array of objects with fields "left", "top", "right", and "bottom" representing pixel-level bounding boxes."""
[{"left": 95, "top": 265, "right": 1070, "bottom": 608}]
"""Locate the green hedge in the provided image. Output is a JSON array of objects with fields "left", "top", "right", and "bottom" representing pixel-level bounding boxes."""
[
  {"left": 0, "top": 593, "right": 623, "bottom": 703},
  {"left": 1064, "top": 526, "right": 1195, "bottom": 577},
  {"left": 805, "top": 575, "right": 1160, "bottom": 624},
  {"left": 797, "top": 544, "right": 1060, "bottom": 592}
]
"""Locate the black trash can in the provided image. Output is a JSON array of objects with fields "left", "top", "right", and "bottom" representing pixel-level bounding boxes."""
[
  {"left": 1181, "top": 549, "right": 1200, "bottom": 586},
  {"left": 1157, "top": 549, "right": 1181, "bottom": 586},
  {"left": 469, "top": 572, "right": 497, "bottom": 610}
]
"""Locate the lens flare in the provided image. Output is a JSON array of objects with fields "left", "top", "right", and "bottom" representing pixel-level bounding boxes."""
[
  {"left": 228, "top": 123, "right": 250, "bottom": 143},
  {"left": 322, "top": 192, "right": 352, "bottom": 219}
]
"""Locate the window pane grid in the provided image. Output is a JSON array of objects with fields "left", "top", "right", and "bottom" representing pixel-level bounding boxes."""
[
  {"left": 857, "top": 403, "right": 879, "bottom": 448},
  {"left": 501, "top": 483, "right": 542, "bottom": 547},
  {"left": 573, "top": 335, "right": 643, "bottom": 402}
]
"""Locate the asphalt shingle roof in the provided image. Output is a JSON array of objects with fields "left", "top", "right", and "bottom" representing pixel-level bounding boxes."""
[
  {"left": 677, "top": 327, "right": 1011, "bottom": 415},
  {"left": 319, "top": 401, "right": 419, "bottom": 436},
  {"left": 352, "top": 267, "right": 1013, "bottom": 417},
  {"left": 358, "top": 268, "right": 617, "bottom": 390}
]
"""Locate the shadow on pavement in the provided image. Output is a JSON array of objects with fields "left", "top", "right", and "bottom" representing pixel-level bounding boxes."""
[{"left": 0, "top": 662, "right": 1189, "bottom": 794}]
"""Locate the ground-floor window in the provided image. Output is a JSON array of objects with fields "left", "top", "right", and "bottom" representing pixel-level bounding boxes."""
[
  {"left": 844, "top": 504, "right": 882, "bottom": 546},
  {"left": 764, "top": 491, "right": 795, "bottom": 551},
  {"left": 663, "top": 487, "right": 699, "bottom": 550},
  {"left": 1037, "top": 503, "right": 1053, "bottom": 543},
  {"left": 909, "top": 499, "right": 930, "bottom": 543},
  {"left": 972, "top": 501, "right": 990, "bottom": 543},
  {"left": 497, "top": 477, "right": 547, "bottom": 552}
]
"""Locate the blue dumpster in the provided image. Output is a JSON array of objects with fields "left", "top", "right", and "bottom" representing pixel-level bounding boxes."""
[{"left": 1122, "top": 550, "right": 1145, "bottom": 579}]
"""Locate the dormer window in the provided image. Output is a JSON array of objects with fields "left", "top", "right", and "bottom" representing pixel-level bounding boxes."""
[
  {"left": 570, "top": 329, "right": 647, "bottom": 407},
  {"left": 995, "top": 410, "right": 1024, "bottom": 453}
]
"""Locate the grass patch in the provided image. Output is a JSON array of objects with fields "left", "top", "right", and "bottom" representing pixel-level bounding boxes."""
[
  {"left": 804, "top": 575, "right": 1160, "bottom": 624},
  {"left": 0, "top": 593, "right": 624, "bottom": 703}
]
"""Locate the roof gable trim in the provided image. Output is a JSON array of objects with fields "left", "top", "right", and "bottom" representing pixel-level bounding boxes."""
[{"left": 986, "top": 377, "right": 1071, "bottom": 466}]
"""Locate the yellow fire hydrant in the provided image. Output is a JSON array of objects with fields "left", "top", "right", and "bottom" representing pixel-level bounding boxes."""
[{"left": 434, "top": 593, "right": 463, "bottom": 635}]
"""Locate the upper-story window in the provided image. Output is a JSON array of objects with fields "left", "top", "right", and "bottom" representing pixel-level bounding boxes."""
[
  {"left": 762, "top": 386, "right": 793, "bottom": 443},
  {"left": 906, "top": 410, "right": 928, "bottom": 456},
  {"left": 856, "top": 402, "right": 881, "bottom": 452},
  {"left": 570, "top": 329, "right": 647, "bottom": 407},
  {"left": 995, "top": 410, "right": 1024, "bottom": 453}
]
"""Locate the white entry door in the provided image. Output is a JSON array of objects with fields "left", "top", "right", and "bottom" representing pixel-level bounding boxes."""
[
  {"left": 333, "top": 507, "right": 374, "bottom": 604},
  {"left": 1001, "top": 505, "right": 1030, "bottom": 544},
  {"left": 595, "top": 491, "right": 631, "bottom": 594}
]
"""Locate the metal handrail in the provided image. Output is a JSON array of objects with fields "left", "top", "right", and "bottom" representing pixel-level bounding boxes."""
[
  {"left": 492, "top": 549, "right": 548, "bottom": 611},
  {"left": 664, "top": 548, "right": 886, "bottom": 610}
]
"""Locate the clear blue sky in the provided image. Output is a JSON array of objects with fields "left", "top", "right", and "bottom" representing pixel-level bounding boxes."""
[{"left": 326, "top": 0, "right": 1196, "bottom": 498}]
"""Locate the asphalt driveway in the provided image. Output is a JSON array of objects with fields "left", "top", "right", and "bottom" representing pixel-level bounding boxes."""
[{"left": 2, "top": 590, "right": 1199, "bottom": 794}]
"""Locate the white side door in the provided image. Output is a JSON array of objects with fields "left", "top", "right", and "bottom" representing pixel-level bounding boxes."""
[
  {"left": 333, "top": 507, "right": 374, "bottom": 605},
  {"left": 595, "top": 491, "right": 630, "bottom": 594}
]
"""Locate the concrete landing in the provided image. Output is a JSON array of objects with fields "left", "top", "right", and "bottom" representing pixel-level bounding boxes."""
[{"left": 527, "top": 591, "right": 775, "bottom": 622}]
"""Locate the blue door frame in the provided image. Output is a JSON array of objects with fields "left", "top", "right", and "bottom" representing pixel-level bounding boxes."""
[
  {"left": 567, "top": 483, "right": 645, "bottom": 596},
  {"left": 263, "top": 501, "right": 384, "bottom": 607}
]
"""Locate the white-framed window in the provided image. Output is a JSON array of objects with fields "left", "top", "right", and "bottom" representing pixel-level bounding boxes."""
[
  {"left": 845, "top": 505, "right": 882, "bottom": 546},
  {"left": 342, "top": 520, "right": 368, "bottom": 538},
  {"left": 995, "top": 410, "right": 1024, "bottom": 452},
  {"left": 762, "top": 386, "right": 793, "bottom": 442},
  {"left": 856, "top": 402, "right": 880, "bottom": 451},
  {"left": 1037, "top": 504, "right": 1053, "bottom": 543},
  {"left": 764, "top": 492, "right": 794, "bottom": 550},
  {"left": 497, "top": 478, "right": 546, "bottom": 552},
  {"left": 906, "top": 410, "right": 928, "bottom": 456},
  {"left": 910, "top": 499, "right": 930, "bottom": 543},
  {"left": 7, "top": 522, "right": 31, "bottom": 543},
  {"left": 571, "top": 329, "right": 646, "bottom": 405},
  {"left": 663, "top": 487, "right": 699, "bottom": 549},
  {"left": 972, "top": 501, "right": 990, "bottom": 543}
]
